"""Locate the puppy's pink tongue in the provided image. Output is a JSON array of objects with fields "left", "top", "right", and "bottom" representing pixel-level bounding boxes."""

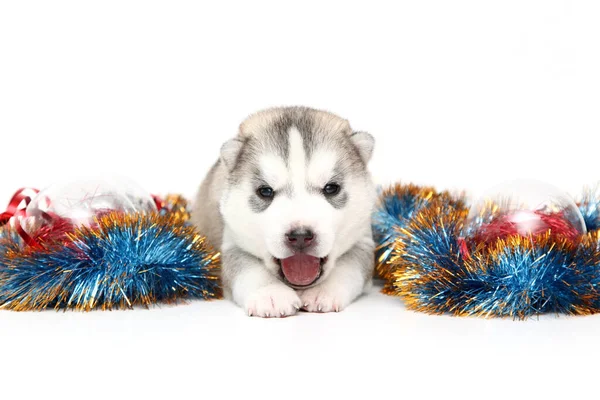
[{"left": 280, "top": 254, "right": 321, "bottom": 286}]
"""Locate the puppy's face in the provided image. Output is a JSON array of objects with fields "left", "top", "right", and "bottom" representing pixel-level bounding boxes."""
[{"left": 219, "top": 108, "right": 375, "bottom": 288}]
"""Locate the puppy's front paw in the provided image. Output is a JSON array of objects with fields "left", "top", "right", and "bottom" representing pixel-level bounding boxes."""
[
  {"left": 299, "top": 282, "right": 354, "bottom": 313},
  {"left": 245, "top": 284, "right": 302, "bottom": 318}
]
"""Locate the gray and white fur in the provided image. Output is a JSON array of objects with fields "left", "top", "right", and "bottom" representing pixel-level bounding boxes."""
[{"left": 191, "top": 106, "right": 376, "bottom": 317}]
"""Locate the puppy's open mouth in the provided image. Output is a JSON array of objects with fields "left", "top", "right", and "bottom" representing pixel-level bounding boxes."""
[{"left": 274, "top": 255, "right": 327, "bottom": 288}]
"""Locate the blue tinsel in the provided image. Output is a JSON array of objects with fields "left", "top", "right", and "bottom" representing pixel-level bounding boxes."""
[
  {"left": 0, "top": 212, "right": 221, "bottom": 311},
  {"left": 373, "top": 184, "right": 600, "bottom": 319},
  {"left": 579, "top": 187, "right": 600, "bottom": 232},
  {"left": 371, "top": 184, "right": 463, "bottom": 277}
]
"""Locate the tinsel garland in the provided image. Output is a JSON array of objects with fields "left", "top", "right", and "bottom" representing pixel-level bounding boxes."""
[
  {"left": 373, "top": 183, "right": 600, "bottom": 319},
  {"left": 372, "top": 184, "right": 465, "bottom": 288},
  {"left": 0, "top": 195, "right": 221, "bottom": 311}
]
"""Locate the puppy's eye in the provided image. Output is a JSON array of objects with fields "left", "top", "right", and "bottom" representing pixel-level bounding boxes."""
[
  {"left": 323, "top": 183, "right": 341, "bottom": 196},
  {"left": 257, "top": 186, "right": 275, "bottom": 199}
]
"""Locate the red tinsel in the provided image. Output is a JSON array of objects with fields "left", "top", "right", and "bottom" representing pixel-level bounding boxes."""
[{"left": 471, "top": 210, "right": 581, "bottom": 246}]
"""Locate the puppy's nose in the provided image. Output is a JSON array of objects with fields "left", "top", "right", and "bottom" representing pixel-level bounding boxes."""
[{"left": 286, "top": 228, "right": 315, "bottom": 250}]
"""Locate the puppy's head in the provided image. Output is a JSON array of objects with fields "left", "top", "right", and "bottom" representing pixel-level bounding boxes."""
[{"left": 219, "top": 107, "right": 375, "bottom": 288}]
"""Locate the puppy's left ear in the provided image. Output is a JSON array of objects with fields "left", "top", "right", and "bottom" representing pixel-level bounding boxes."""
[{"left": 350, "top": 131, "right": 375, "bottom": 163}]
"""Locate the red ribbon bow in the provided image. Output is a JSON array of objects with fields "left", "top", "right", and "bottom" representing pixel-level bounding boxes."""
[{"left": 0, "top": 188, "right": 40, "bottom": 245}]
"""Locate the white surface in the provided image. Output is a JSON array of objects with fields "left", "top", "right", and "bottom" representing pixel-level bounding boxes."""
[
  {"left": 1, "top": 284, "right": 599, "bottom": 399},
  {"left": 1, "top": 1, "right": 600, "bottom": 399}
]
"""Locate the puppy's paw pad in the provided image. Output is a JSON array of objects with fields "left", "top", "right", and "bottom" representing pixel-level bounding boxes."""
[
  {"left": 245, "top": 284, "right": 301, "bottom": 318},
  {"left": 299, "top": 283, "right": 352, "bottom": 313}
]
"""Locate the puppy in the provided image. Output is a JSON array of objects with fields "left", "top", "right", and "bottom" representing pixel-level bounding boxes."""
[{"left": 191, "top": 106, "right": 376, "bottom": 317}]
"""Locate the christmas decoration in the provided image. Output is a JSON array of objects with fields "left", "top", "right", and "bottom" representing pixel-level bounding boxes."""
[
  {"left": 0, "top": 178, "right": 221, "bottom": 311},
  {"left": 373, "top": 180, "right": 600, "bottom": 319}
]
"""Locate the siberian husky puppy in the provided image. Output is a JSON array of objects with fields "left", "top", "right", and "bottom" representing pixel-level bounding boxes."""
[{"left": 192, "top": 106, "right": 376, "bottom": 317}]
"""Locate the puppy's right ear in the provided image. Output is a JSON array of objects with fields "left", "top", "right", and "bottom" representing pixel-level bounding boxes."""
[{"left": 220, "top": 138, "right": 245, "bottom": 172}]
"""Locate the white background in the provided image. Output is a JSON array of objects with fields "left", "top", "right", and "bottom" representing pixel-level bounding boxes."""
[{"left": 1, "top": 1, "right": 599, "bottom": 399}]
